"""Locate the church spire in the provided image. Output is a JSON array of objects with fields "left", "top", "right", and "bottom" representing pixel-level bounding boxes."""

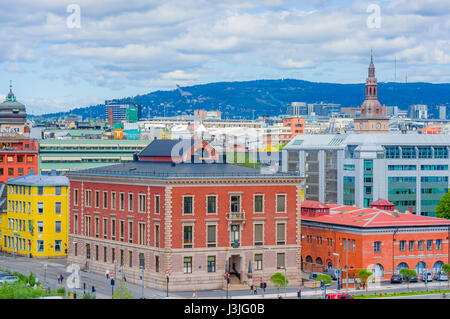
[{"left": 7, "top": 80, "right": 16, "bottom": 102}]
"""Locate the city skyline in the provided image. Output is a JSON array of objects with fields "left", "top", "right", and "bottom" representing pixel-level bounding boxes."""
[{"left": 0, "top": 0, "right": 449, "bottom": 115}]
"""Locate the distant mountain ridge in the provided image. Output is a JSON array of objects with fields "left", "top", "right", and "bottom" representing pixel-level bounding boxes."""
[{"left": 37, "top": 79, "right": 450, "bottom": 120}]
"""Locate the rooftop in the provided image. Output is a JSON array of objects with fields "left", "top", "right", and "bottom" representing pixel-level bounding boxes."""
[
  {"left": 8, "top": 174, "right": 69, "bottom": 186},
  {"left": 302, "top": 204, "right": 450, "bottom": 228}
]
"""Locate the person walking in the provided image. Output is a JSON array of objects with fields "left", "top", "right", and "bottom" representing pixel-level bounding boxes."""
[{"left": 60, "top": 274, "right": 64, "bottom": 285}]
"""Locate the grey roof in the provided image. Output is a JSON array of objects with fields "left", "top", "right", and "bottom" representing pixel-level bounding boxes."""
[
  {"left": 138, "top": 139, "right": 206, "bottom": 158},
  {"left": 67, "top": 161, "right": 297, "bottom": 179},
  {"left": 285, "top": 133, "right": 450, "bottom": 150},
  {"left": 8, "top": 174, "right": 69, "bottom": 186}
]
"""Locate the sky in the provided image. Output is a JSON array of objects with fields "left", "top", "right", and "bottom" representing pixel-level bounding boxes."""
[{"left": 0, "top": 0, "right": 449, "bottom": 114}]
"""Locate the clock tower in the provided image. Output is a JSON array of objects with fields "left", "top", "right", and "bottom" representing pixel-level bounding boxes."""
[{"left": 354, "top": 52, "right": 389, "bottom": 134}]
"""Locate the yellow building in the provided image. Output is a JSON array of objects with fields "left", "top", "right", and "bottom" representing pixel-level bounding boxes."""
[{"left": 0, "top": 174, "right": 69, "bottom": 258}]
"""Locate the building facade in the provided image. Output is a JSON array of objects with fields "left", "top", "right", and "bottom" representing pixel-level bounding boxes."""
[
  {"left": 0, "top": 83, "right": 28, "bottom": 135},
  {"left": 67, "top": 139, "right": 304, "bottom": 291},
  {"left": 0, "top": 174, "right": 69, "bottom": 258},
  {"left": 283, "top": 134, "right": 450, "bottom": 216},
  {"left": 0, "top": 136, "right": 38, "bottom": 183},
  {"left": 301, "top": 200, "right": 450, "bottom": 281}
]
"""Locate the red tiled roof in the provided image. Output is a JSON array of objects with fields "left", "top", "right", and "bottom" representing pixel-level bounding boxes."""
[
  {"left": 370, "top": 199, "right": 394, "bottom": 206},
  {"left": 301, "top": 204, "right": 450, "bottom": 228},
  {"left": 301, "top": 200, "right": 328, "bottom": 209}
]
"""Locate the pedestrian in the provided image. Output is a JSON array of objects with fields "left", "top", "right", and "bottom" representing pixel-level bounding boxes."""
[
  {"left": 105, "top": 270, "right": 109, "bottom": 279},
  {"left": 253, "top": 287, "right": 257, "bottom": 295},
  {"left": 250, "top": 285, "right": 254, "bottom": 295},
  {"left": 57, "top": 274, "right": 60, "bottom": 285},
  {"left": 60, "top": 274, "right": 64, "bottom": 284}
]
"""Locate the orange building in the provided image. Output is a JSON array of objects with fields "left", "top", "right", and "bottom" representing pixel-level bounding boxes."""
[
  {"left": 301, "top": 200, "right": 450, "bottom": 281},
  {"left": 0, "top": 136, "right": 38, "bottom": 183},
  {"left": 282, "top": 117, "right": 305, "bottom": 140}
]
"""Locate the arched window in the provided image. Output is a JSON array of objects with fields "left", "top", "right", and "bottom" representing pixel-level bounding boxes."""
[
  {"left": 306, "top": 256, "right": 313, "bottom": 263},
  {"left": 396, "top": 262, "right": 409, "bottom": 274},
  {"left": 433, "top": 261, "right": 444, "bottom": 274},
  {"left": 316, "top": 257, "right": 323, "bottom": 265},
  {"left": 415, "top": 261, "right": 426, "bottom": 275},
  {"left": 372, "top": 264, "right": 384, "bottom": 278}
]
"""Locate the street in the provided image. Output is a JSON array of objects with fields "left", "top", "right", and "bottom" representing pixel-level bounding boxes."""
[{"left": 0, "top": 253, "right": 449, "bottom": 299}]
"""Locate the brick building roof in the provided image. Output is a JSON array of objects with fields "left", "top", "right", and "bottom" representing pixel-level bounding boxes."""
[{"left": 302, "top": 204, "right": 450, "bottom": 228}]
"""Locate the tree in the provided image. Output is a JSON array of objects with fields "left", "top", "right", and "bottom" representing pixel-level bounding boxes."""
[
  {"left": 315, "top": 274, "right": 332, "bottom": 298},
  {"left": 435, "top": 191, "right": 450, "bottom": 219},
  {"left": 270, "top": 272, "right": 288, "bottom": 297},
  {"left": 442, "top": 264, "right": 450, "bottom": 290},
  {"left": 357, "top": 269, "right": 373, "bottom": 295},
  {"left": 399, "top": 269, "right": 416, "bottom": 291},
  {"left": 112, "top": 279, "right": 134, "bottom": 299}
]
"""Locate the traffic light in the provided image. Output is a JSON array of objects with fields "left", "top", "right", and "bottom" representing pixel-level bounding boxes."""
[{"left": 260, "top": 282, "right": 264, "bottom": 289}]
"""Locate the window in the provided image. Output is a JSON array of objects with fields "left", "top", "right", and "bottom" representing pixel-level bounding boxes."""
[
  {"left": 183, "top": 196, "right": 193, "bottom": 215},
  {"left": 154, "top": 195, "right": 160, "bottom": 214},
  {"left": 95, "top": 245, "right": 99, "bottom": 261},
  {"left": 103, "top": 191, "right": 108, "bottom": 209},
  {"left": 254, "top": 254, "right": 263, "bottom": 270},
  {"left": 254, "top": 224, "right": 263, "bottom": 246},
  {"left": 111, "top": 192, "right": 116, "bottom": 210},
  {"left": 37, "top": 221, "right": 44, "bottom": 233},
  {"left": 155, "top": 224, "right": 160, "bottom": 247},
  {"left": 74, "top": 214, "right": 78, "bottom": 234},
  {"left": 352, "top": 239, "right": 356, "bottom": 252},
  {"left": 399, "top": 240, "right": 406, "bottom": 252},
  {"left": 207, "top": 225, "right": 216, "bottom": 247},
  {"left": 207, "top": 196, "right": 217, "bottom": 214},
  {"left": 183, "top": 225, "right": 193, "bottom": 248},
  {"left": 417, "top": 240, "right": 424, "bottom": 251},
  {"left": 409, "top": 240, "right": 414, "bottom": 251},
  {"left": 95, "top": 191, "right": 100, "bottom": 208},
  {"left": 111, "top": 248, "right": 116, "bottom": 263},
  {"left": 231, "top": 225, "right": 240, "bottom": 245},
  {"left": 37, "top": 202, "right": 44, "bottom": 214},
  {"left": 276, "top": 194, "right": 286, "bottom": 212},
  {"left": 85, "top": 190, "right": 92, "bottom": 207},
  {"left": 139, "top": 253, "right": 145, "bottom": 269},
  {"left": 129, "top": 251, "right": 133, "bottom": 268},
  {"left": 104, "top": 247, "right": 108, "bottom": 263},
  {"left": 230, "top": 195, "right": 240, "bottom": 213},
  {"left": 402, "top": 147, "right": 416, "bottom": 159},
  {"left": 55, "top": 240, "right": 62, "bottom": 253},
  {"left": 120, "top": 193, "right": 125, "bottom": 210},
  {"left": 85, "top": 216, "right": 91, "bottom": 237},
  {"left": 276, "top": 223, "right": 286, "bottom": 245},
  {"left": 207, "top": 256, "right": 216, "bottom": 273},
  {"left": 95, "top": 217, "right": 99, "bottom": 237},
  {"left": 128, "top": 193, "right": 134, "bottom": 211},
  {"left": 37, "top": 240, "right": 44, "bottom": 253},
  {"left": 55, "top": 221, "right": 61, "bottom": 233},
  {"left": 254, "top": 195, "right": 263, "bottom": 213},
  {"left": 138, "top": 194, "right": 146, "bottom": 213},
  {"left": 427, "top": 240, "right": 433, "bottom": 250},
  {"left": 277, "top": 253, "right": 285, "bottom": 269},
  {"left": 103, "top": 218, "right": 108, "bottom": 239},
  {"left": 138, "top": 223, "right": 146, "bottom": 245},
  {"left": 74, "top": 189, "right": 79, "bottom": 206},
  {"left": 38, "top": 186, "right": 44, "bottom": 195},
  {"left": 111, "top": 219, "right": 116, "bottom": 240},
  {"left": 55, "top": 186, "right": 61, "bottom": 195},
  {"left": 120, "top": 220, "right": 125, "bottom": 242},
  {"left": 374, "top": 241, "right": 381, "bottom": 253},
  {"left": 128, "top": 221, "right": 133, "bottom": 243},
  {"left": 184, "top": 257, "right": 192, "bottom": 274},
  {"left": 55, "top": 202, "right": 61, "bottom": 214},
  {"left": 436, "top": 239, "right": 442, "bottom": 250},
  {"left": 155, "top": 255, "right": 159, "bottom": 272}
]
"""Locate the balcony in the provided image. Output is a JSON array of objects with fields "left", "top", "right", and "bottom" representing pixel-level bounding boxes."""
[{"left": 227, "top": 211, "right": 246, "bottom": 221}]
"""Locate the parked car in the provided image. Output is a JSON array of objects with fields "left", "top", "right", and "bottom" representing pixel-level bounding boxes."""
[
  {"left": 0, "top": 276, "right": 18, "bottom": 284},
  {"left": 0, "top": 272, "right": 10, "bottom": 278},
  {"left": 322, "top": 268, "right": 339, "bottom": 280},
  {"left": 421, "top": 272, "right": 433, "bottom": 282},
  {"left": 390, "top": 275, "right": 402, "bottom": 284},
  {"left": 433, "top": 272, "right": 448, "bottom": 281},
  {"left": 309, "top": 272, "right": 321, "bottom": 280},
  {"left": 408, "top": 275, "right": 418, "bottom": 283},
  {"left": 325, "top": 293, "right": 354, "bottom": 299}
]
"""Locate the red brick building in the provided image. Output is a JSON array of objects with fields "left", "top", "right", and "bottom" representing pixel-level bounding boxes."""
[
  {"left": 0, "top": 136, "right": 38, "bottom": 183},
  {"left": 67, "top": 139, "right": 304, "bottom": 291},
  {"left": 282, "top": 117, "right": 305, "bottom": 140},
  {"left": 301, "top": 200, "right": 450, "bottom": 281}
]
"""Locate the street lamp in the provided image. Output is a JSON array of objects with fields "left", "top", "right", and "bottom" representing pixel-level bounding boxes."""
[{"left": 332, "top": 253, "right": 340, "bottom": 291}]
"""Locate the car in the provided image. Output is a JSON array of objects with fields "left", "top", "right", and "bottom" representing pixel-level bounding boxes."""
[
  {"left": 421, "top": 272, "right": 433, "bottom": 282},
  {"left": 409, "top": 275, "right": 418, "bottom": 283},
  {"left": 325, "top": 293, "right": 354, "bottom": 299},
  {"left": 390, "top": 275, "right": 402, "bottom": 284},
  {"left": 309, "top": 272, "right": 321, "bottom": 280},
  {"left": 0, "top": 276, "right": 18, "bottom": 284},
  {"left": 433, "top": 272, "right": 448, "bottom": 281},
  {"left": 322, "top": 268, "right": 339, "bottom": 280},
  {"left": 0, "top": 272, "right": 10, "bottom": 278}
]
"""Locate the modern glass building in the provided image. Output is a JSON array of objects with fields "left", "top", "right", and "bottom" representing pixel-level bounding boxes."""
[{"left": 283, "top": 134, "right": 450, "bottom": 216}]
